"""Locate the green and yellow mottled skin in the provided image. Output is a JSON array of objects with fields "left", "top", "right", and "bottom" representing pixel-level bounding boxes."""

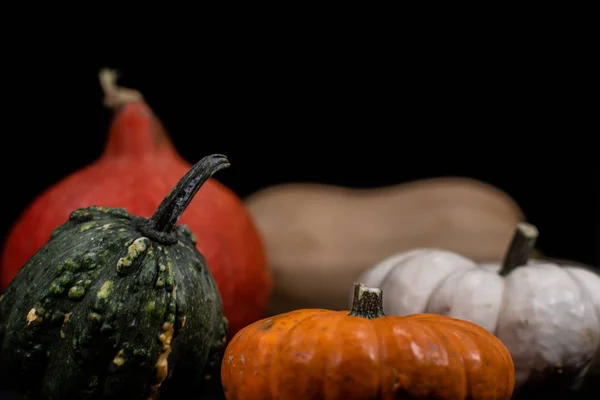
[{"left": 0, "top": 155, "right": 230, "bottom": 400}]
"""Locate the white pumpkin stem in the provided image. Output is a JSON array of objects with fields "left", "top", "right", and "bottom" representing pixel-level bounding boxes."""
[
  {"left": 348, "top": 283, "right": 385, "bottom": 319},
  {"left": 499, "top": 222, "right": 539, "bottom": 276},
  {"left": 99, "top": 68, "right": 144, "bottom": 109}
]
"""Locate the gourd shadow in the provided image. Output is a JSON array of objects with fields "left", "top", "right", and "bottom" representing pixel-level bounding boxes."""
[
  {"left": 0, "top": 389, "right": 23, "bottom": 400},
  {"left": 511, "top": 368, "right": 599, "bottom": 400},
  {"left": 0, "top": 380, "right": 227, "bottom": 400}
]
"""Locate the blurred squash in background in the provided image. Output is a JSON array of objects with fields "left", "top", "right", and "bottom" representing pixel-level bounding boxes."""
[{"left": 245, "top": 177, "right": 526, "bottom": 314}]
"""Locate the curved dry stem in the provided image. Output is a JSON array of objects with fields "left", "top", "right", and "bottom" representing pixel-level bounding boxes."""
[{"left": 99, "top": 68, "right": 144, "bottom": 109}]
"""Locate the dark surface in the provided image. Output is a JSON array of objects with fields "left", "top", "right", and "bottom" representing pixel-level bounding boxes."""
[
  {"left": 0, "top": 389, "right": 22, "bottom": 400},
  {"left": 0, "top": 386, "right": 227, "bottom": 400},
  {"left": 512, "top": 370, "right": 599, "bottom": 400}
]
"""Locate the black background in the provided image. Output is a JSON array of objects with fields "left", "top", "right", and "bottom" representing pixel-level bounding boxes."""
[
  {"left": 1, "top": 49, "right": 597, "bottom": 268},
  {"left": 0, "top": 19, "right": 597, "bottom": 400}
]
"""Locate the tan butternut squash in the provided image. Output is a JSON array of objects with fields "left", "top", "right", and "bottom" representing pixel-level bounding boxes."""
[{"left": 244, "top": 177, "right": 527, "bottom": 315}]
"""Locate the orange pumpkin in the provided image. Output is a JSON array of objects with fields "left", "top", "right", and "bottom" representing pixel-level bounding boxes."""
[{"left": 222, "top": 283, "right": 515, "bottom": 400}]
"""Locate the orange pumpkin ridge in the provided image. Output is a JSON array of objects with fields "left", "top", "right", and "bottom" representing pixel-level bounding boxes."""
[{"left": 222, "top": 283, "right": 515, "bottom": 400}]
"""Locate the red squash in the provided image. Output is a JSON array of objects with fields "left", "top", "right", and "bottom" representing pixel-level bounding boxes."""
[{"left": 0, "top": 69, "right": 271, "bottom": 339}]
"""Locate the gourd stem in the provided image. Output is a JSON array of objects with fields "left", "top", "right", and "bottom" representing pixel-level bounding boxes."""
[
  {"left": 99, "top": 68, "right": 144, "bottom": 109},
  {"left": 498, "top": 222, "right": 539, "bottom": 276},
  {"left": 140, "top": 154, "right": 230, "bottom": 243},
  {"left": 348, "top": 283, "right": 385, "bottom": 319}
]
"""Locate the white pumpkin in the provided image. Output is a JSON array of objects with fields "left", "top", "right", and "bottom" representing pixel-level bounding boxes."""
[{"left": 354, "top": 222, "right": 600, "bottom": 391}]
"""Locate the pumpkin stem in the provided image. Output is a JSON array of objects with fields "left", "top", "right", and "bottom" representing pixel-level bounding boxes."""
[
  {"left": 498, "top": 222, "right": 539, "bottom": 276},
  {"left": 348, "top": 283, "right": 385, "bottom": 319},
  {"left": 138, "top": 154, "right": 230, "bottom": 245},
  {"left": 99, "top": 68, "right": 144, "bottom": 109}
]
